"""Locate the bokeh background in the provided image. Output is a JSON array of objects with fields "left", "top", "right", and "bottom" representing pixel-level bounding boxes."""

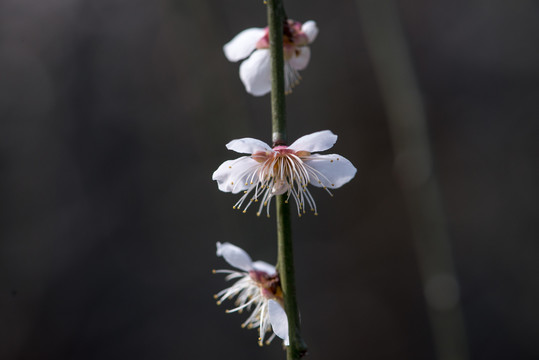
[{"left": 1, "top": 0, "right": 538, "bottom": 359}]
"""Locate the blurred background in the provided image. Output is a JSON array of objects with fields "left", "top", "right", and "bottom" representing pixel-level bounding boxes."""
[{"left": 1, "top": 0, "right": 538, "bottom": 359}]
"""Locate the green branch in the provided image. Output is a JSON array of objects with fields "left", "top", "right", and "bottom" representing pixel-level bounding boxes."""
[
  {"left": 267, "top": 0, "right": 287, "bottom": 147},
  {"left": 266, "top": 0, "right": 307, "bottom": 358}
]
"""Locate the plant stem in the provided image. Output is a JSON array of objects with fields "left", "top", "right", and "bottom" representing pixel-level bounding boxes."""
[
  {"left": 276, "top": 198, "right": 306, "bottom": 359},
  {"left": 266, "top": 0, "right": 307, "bottom": 358},
  {"left": 267, "top": 0, "right": 287, "bottom": 147}
]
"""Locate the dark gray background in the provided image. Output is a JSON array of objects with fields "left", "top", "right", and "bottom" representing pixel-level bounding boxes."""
[{"left": 1, "top": 0, "right": 538, "bottom": 359}]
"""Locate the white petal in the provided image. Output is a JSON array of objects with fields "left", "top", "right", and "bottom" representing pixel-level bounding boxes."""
[
  {"left": 226, "top": 137, "right": 272, "bottom": 154},
  {"left": 305, "top": 154, "right": 357, "bottom": 188},
  {"left": 216, "top": 242, "right": 253, "bottom": 272},
  {"left": 302, "top": 21, "right": 318, "bottom": 43},
  {"left": 212, "top": 157, "right": 259, "bottom": 193},
  {"left": 252, "top": 261, "right": 276, "bottom": 275},
  {"left": 223, "top": 27, "right": 266, "bottom": 62},
  {"left": 288, "top": 130, "right": 337, "bottom": 153},
  {"left": 268, "top": 300, "right": 289, "bottom": 346},
  {"left": 239, "top": 49, "right": 271, "bottom": 96},
  {"left": 288, "top": 47, "right": 311, "bottom": 71}
]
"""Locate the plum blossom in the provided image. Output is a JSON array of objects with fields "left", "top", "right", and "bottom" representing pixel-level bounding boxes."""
[
  {"left": 223, "top": 19, "right": 318, "bottom": 96},
  {"left": 213, "top": 242, "right": 289, "bottom": 346},
  {"left": 212, "top": 130, "right": 357, "bottom": 217}
]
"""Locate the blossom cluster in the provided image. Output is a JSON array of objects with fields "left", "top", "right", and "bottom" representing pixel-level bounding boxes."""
[{"left": 212, "top": 11, "right": 358, "bottom": 350}]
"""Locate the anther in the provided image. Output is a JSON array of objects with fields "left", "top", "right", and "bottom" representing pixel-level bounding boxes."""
[
  {"left": 331, "top": 183, "right": 335, "bottom": 186},
  {"left": 216, "top": 301, "right": 222, "bottom": 305},
  {"left": 212, "top": 269, "right": 216, "bottom": 274},
  {"left": 242, "top": 210, "right": 246, "bottom": 213},
  {"left": 256, "top": 212, "right": 261, "bottom": 217},
  {"left": 231, "top": 181, "right": 234, "bottom": 185},
  {"left": 330, "top": 160, "right": 333, "bottom": 163},
  {"left": 229, "top": 166, "right": 232, "bottom": 168}
]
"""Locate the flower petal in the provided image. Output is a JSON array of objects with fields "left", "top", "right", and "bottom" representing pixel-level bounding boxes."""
[
  {"left": 226, "top": 137, "right": 272, "bottom": 154},
  {"left": 216, "top": 242, "right": 253, "bottom": 272},
  {"left": 302, "top": 21, "right": 318, "bottom": 43},
  {"left": 212, "top": 157, "right": 259, "bottom": 194},
  {"left": 239, "top": 49, "right": 271, "bottom": 96},
  {"left": 252, "top": 261, "right": 276, "bottom": 275},
  {"left": 268, "top": 300, "right": 289, "bottom": 346},
  {"left": 223, "top": 27, "right": 266, "bottom": 62},
  {"left": 305, "top": 154, "right": 357, "bottom": 188},
  {"left": 288, "top": 130, "right": 337, "bottom": 153},
  {"left": 288, "top": 47, "right": 311, "bottom": 71}
]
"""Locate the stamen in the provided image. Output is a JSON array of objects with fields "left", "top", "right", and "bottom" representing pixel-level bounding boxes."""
[{"left": 228, "top": 147, "right": 335, "bottom": 216}]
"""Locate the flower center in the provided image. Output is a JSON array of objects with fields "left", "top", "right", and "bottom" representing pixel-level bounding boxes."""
[
  {"left": 251, "top": 147, "right": 311, "bottom": 194},
  {"left": 249, "top": 270, "right": 283, "bottom": 304},
  {"left": 255, "top": 20, "right": 309, "bottom": 60},
  {"left": 236, "top": 146, "right": 319, "bottom": 216}
]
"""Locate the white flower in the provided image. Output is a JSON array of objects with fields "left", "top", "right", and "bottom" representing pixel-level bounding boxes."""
[
  {"left": 223, "top": 19, "right": 319, "bottom": 96},
  {"left": 214, "top": 242, "right": 289, "bottom": 346},
  {"left": 212, "top": 130, "right": 357, "bottom": 217}
]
